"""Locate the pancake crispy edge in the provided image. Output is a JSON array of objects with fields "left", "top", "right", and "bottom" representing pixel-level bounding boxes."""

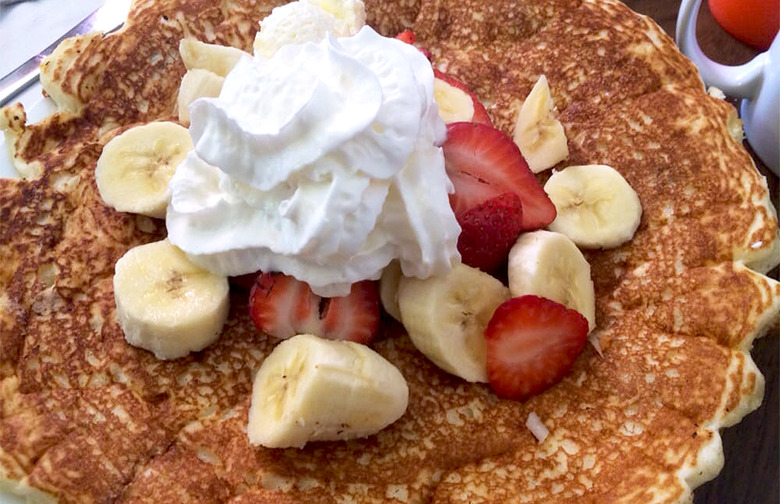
[{"left": 1, "top": 0, "right": 779, "bottom": 503}]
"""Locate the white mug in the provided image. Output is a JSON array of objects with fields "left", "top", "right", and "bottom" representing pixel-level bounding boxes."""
[{"left": 677, "top": 0, "right": 779, "bottom": 176}]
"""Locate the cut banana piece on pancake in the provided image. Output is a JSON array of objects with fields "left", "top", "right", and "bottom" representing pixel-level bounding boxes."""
[
  {"left": 434, "top": 77, "right": 475, "bottom": 123},
  {"left": 508, "top": 230, "right": 596, "bottom": 332},
  {"left": 179, "top": 38, "right": 248, "bottom": 77},
  {"left": 545, "top": 164, "right": 643, "bottom": 249},
  {"left": 513, "top": 75, "right": 568, "bottom": 173},
  {"left": 96, "top": 121, "right": 193, "bottom": 218},
  {"left": 113, "top": 240, "right": 230, "bottom": 360},
  {"left": 177, "top": 69, "right": 224, "bottom": 125},
  {"left": 379, "top": 260, "right": 403, "bottom": 321},
  {"left": 248, "top": 334, "right": 408, "bottom": 449},
  {"left": 397, "top": 262, "right": 510, "bottom": 383}
]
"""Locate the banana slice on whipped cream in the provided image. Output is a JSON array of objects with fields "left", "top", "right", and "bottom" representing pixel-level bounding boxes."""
[{"left": 253, "top": 0, "right": 366, "bottom": 58}]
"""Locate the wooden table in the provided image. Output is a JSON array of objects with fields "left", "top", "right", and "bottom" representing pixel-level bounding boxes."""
[{"left": 624, "top": 2, "right": 779, "bottom": 503}]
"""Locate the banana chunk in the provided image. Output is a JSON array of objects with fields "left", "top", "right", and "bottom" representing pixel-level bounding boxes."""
[
  {"left": 179, "top": 38, "right": 248, "bottom": 77},
  {"left": 301, "top": 0, "right": 366, "bottom": 35},
  {"left": 545, "top": 164, "right": 642, "bottom": 249},
  {"left": 434, "top": 77, "right": 475, "bottom": 124},
  {"left": 113, "top": 240, "right": 230, "bottom": 360},
  {"left": 507, "top": 230, "right": 596, "bottom": 332},
  {"left": 513, "top": 75, "right": 569, "bottom": 173},
  {"left": 248, "top": 334, "right": 408, "bottom": 449},
  {"left": 379, "top": 260, "right": 403, "bottom": 322},
  {"left": 397, "top": 262, "right": 510, "bottom": 383},
  {"left": 177, "top": 69, "right": 225, "bottom": 125},
  {"left": 96, "top": 122, "right": 193, "bottom": 218}
]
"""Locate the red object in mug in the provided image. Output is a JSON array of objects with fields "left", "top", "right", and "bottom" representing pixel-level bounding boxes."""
[{"left": 708, "top": 0, "right": 779, "bottom": 50}]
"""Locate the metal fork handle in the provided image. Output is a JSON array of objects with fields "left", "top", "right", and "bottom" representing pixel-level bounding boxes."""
[{"left": 0, "top": 55, "right": 44, "bottom": 107}]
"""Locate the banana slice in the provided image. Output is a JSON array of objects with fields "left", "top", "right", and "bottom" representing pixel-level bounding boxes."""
[
  {"left": 507, "top": 230, "right": 596, "bottom": 332},
  {"left": 179, "top": 38, "right": 248, "bottom": 77},
  {"left": 434, "top": 77, "right": 475, "bottom": 124},
  {"left": 301, "top": 0, "right": 366, "bottom": 35},
  {"left": 177, "top": 69, "right": 225, "bottom": 125},
  {"left": 397, "top": 262, "right": 510, "bottom": 382},
  {"left": 513, "top": 75, "right": 569, "bottom": 173},
  {"left": 545, "top": 164, "right": 643, "bottom": 249},
  {"left": 96, "top": 122, "right": 193, "bottom": 218},
  {"left": 248, "top": 334, "right": 408, "bottom": 448},
  {"left": 379, "top": 260, "right": 403, "bottom": 321},
  {"left": 113, "top": 240, "right": 230, "bottom": 360}
]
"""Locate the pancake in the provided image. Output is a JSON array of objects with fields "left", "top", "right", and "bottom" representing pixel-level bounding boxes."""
[{"left": 1, "top": 0, "right": 778, "bottom": 503}]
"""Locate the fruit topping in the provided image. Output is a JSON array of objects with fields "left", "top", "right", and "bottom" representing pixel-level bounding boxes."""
[
  {"left": 485, "top": 295, "right": 588, "bottom": 400},
  {"left": 96, "top": 122, "right": 193, "bottom": 219},
  {"left": 512, "top": 74, "right": 569, "bottom": 173},
  {"left": 507, "top": 230, "right": 596, "bottom": 332},
  {"left": 433, "top": 69, "right": 492, "bottom": 126},
  {"left": 249, "top": 272, "right": 380, "bottom": 344},
  {"left": 457, "top": 192, "right": 523, "bottom": 272},
  {"left": 113, "top": 240, "right": 230, "bottom": 360},
  {"left": 177, "top": 69, "right": 224, "bottom": 125},
  {"left": 379, "top": 260, "right": 403, "bottom": 321},
  {"left": 248, "top": 334, "right": 408, "bottom": 448},
  {"left": 442, "top": 121, "right": 557, "bottom": 230},
  {"left": 397, "top": 262, "right": 510, "bottom": 383},
  {"left": 395, "top": 29, "right": 416, "bottom": 44},
  {"left": 544, "top": 164, "right": 643, "bottom": 249}
]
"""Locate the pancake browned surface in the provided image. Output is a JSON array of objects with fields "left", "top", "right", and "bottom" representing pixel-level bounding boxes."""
[{"left": 1, "top": 0, "right": 778, "bottom": 503}]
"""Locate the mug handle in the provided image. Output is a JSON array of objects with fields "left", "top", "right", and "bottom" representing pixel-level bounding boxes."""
[{"left": 676, "top": 0, "right": 767, "bottom": 99}]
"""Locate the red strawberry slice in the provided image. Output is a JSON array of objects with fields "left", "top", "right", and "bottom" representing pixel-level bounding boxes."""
[
  {"left": 318, "top": 281, "right": 380, "bottom": 344},
  {"left": 248, "top": 273, "right": 309, "bottom": 339},
  {"left": 443, "top": 122, "right": 556, "bottom": 230},
  {"left": 457, "top": 192, "right": 523, "bottom": 272},
  {"left": 395, "top": 29, "right": 416, "bottom": 44},
  {"left": 485, "top": 295, "right": 588, "bottom": 401},
  {"left": 249, "top": 273, "right": 380, "bottom": 345},
  {"left": 434, "top": 70, "right": 492, "bottom": 126}
]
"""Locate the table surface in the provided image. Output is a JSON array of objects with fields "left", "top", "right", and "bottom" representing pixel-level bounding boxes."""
[
  {"left": 625, "top": 2, "right": 779, "bottom": 504},
  {"left": 0, "top": 2, "right": 777, "bottom": 504}
]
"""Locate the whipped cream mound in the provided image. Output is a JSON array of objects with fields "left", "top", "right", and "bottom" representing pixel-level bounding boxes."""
[
  {"left": 254, "top": 0, "right": 365, "bottom": 58},
  {"left": 167, "top": 27, "right": 461, "bottom": 297}
]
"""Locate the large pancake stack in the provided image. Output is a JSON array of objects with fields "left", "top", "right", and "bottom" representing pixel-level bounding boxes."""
[{"left": 1, "top": 0, "right": 778, "bottom": 502}]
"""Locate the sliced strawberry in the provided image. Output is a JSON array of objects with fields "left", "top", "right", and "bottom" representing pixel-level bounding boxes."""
[
  {"left": 485, "top": 295, "right": 588, "bottom": 401},
  {"left": 249, "top": 272, "right": 380, "bottom": 345},
  {"left": 457, "top": 192, "right": 523, "bottom": 272},
  {"left": 395, "top": 29, "right": 416, "bottom": 44},
  {"left": 249, "top": 273, "right": 307, "bottom": 339},
  {"left": 433, "top": 70, "right": 492, "bottom": 126},
  {"left": 443, "top": 122, "right": 556, "bottom": 229},
  {"left": 318, "top": 281, "right": 380, "bottom": 344}
]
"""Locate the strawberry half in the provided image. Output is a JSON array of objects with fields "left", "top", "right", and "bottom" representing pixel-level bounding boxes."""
[
  {"left": 458, "top": 192, "right": 523, "bottom": 272},
  {"left": 442, "top": 122, "right": 556, "bottom": 230},
  {"left": 249, "top": 273, "right": 380, "bottom": 345},
  {"left": 485, "top": 295, "right": 588, "bottom": 401},
  {"left": 434, "top": 70, "right": 492, "bottom": 126}
]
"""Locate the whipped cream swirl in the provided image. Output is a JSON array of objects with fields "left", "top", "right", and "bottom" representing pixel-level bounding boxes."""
[{"left": 167, "top": 27, "right": 460, "bottom": 296}]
